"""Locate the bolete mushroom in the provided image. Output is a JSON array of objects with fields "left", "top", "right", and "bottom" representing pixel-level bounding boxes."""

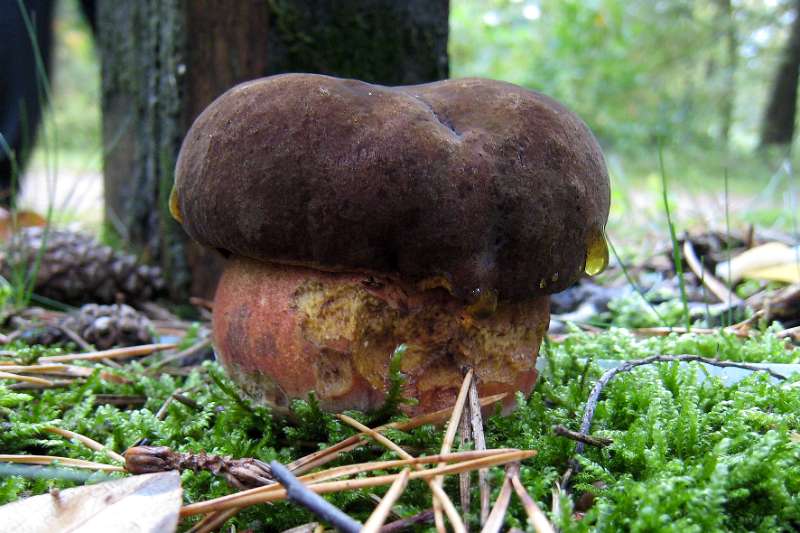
[{"left": 171, "top": 74, "right": 610, "bottom": 415}]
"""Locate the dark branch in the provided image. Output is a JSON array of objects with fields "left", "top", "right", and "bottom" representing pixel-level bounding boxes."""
[
  {"left": 270, "top": 460, "right": 362, "bottom": 533},
  {"left": 553, "top": 425, "right": 612, "bottom": 448},
  {"left": 575, "top": 354, "right": 787, "bottom": 455}
]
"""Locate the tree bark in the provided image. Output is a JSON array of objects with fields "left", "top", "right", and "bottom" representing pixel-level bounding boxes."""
[
  {"left": 760, "top": 0, "right": 800, "bottom": 148},
  {"left": 717, "top": 0, "right": 738, "bottom": 148},
  {"left": 97, "top": 0, "right": 449, "bottom": 300}
]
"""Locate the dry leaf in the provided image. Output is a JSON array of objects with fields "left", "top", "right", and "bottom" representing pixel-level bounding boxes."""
[
  {"left": 0, "top": 207, "right": 47, "bottom": 243},
  {"left": 716, "top": 242, "right": 800, "bottom": 284},
  {"left": 0, "top": 471, "right": 181, "bottom": 533}
]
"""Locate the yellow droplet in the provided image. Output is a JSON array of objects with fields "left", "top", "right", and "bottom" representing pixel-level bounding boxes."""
[
  {"left": 168, "top": 186, "right": 183, "bottom": 223},
  {"left": 584, "top": 225, "right": 608, "bottom": 276},
  {"left": 465, "top": 287, "right": 498, "bottom": 319}
]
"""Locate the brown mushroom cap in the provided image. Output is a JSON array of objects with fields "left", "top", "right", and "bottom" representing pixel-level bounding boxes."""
[{"left": 173, "top": 74, "right": 609, "bottom": 302}]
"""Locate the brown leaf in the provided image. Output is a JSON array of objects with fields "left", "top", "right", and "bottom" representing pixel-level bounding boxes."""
[
  {"left": 0, "top": 471, "right": 181, "bottom": 533},
  {"left": 0, "top": 207, "right": 47, "bottom": 243}
]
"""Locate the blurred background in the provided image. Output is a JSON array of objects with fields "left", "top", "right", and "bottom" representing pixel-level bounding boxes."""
[{"left": 18, "top": 0, "right": 800, "bottom": 252}]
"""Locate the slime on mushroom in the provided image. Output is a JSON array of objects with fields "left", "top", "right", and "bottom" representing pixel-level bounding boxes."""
[{"left": 171, "top": 74, "right": 610, "bottom": 415}]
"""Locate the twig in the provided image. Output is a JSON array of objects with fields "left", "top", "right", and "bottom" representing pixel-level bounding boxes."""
[
  {"left": 270, "top": 460, "right": 363, "bottom": 533},
  {"left": 776, "top": 324, "right": 800, "bottom": 340},
  {"left": 38, "top": 342, "right": 177, "bottom": 363},
  {"left": 576, "top": 354, "right": 788, "bottom": 456},
  {"left": 468, "top": 375, "right": 491, "bottom": 526},
  {"left": 148, "top": 338, "right": 212, "bottom": 371},
  {"left": 56, "top": 324, "right": 93, "bottom": 351},
  {"left": 433, "top": 368, "right": 473, "bottom": 532},
  {"left": 0, "top": 454, "right": 125, "bottom": 471},
  {"left": 124, "top": 446, "right": 273, "bottom": 489},
  {"left": 458, "top": 403, "right": 472, "bottom": 526},
  {"left": 43, "top": 426, "right": 125, "bottom": 464},
  {"left": 682, "top": 240, "right": 743, "bottom": 305},
  {"left": 181, "top": 450, "right": 536, "bottom": 516},
  {"left": 362, "top": 468, "right": 410, "bottom": 532},
  {"left": 553, "top": 425, "right": 612, "bottom": 448},
  {"left": 380, "top": 509, "right": 435, "bottom": 532}
]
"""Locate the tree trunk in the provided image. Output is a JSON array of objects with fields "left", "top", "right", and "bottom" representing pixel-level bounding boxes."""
[
  {"left": 717, "top": 0, "right": 738, "bottom": 148},
  {"left": 97, "top": 0, "right": 449, "bottom": 300},
  {"left": 760, "top": 0, "right": 800, "bottom": 148}
]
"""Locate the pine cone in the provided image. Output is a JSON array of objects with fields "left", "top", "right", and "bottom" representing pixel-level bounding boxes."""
[
  {"left": 62, "top": 303, "right": 154, "bottom": 350},
  {"left": 2, "top": 227, "right": 165, "bottom": 305},
  {"left": 17, "top": 303, "right": 154, "bottom": 350}
]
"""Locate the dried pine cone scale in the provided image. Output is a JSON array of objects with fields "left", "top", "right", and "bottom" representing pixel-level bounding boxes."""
[{"left": 2, "top": 227, "right": 165, "bottom": 306}]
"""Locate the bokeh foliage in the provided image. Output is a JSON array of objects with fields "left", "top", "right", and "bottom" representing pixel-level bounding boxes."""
[{"left": 451, "top": 0, "right": 797, "bottom": 152}]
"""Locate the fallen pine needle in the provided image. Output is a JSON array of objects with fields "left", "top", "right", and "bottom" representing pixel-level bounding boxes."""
[
  {"left": 510, "top": 470, "right": 555, "bottom": 533},
  {"left": 288, "top": 392, "right": 507, "bottom": 476},
  {"left": 39, "top": 343, "right": 177, "bottom": 363},
  {"left": 0, "top": 454, "right": 125, "bottom": 472},
  {"left": 186, "top": 507, "right": 241, "bottom": 533},
  {"left": 481, "top": 471, "right": 513, "bottom": 533},
  {"left": 337, "top": 414, "right": 466, "bottom": 533},
  {"left": 362, "top": 468, "right": 410, "bottom": 533},
  {"left": 43, "top": 426, "right": 126, "bottom": 464},
  {"left": 181, "top": 449, "right": 535, "bottom": 516},
  {"left": 0, "top": 371, "right": 53, "bottom": 386},
  {"left": 298, "top": 449, "right": 519, "bottom": 486}
]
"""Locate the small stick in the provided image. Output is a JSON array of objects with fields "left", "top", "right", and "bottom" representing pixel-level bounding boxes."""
[
  {"left": 189, "top": 297, "right": 214, "bottom": 311},
  {"left": 776, "top": 324, "right": 800, "bottom": 340},
  {"left": 56, "top": 325, "right": 93, "bottom": 351},
  {"left": 362, "top": 468, "right": 410, "bottom": 533},
  {"left": 270, "top": 460, "right": 363, "bottom": 533},
  {"left": 682, "top": 240, "right": 743, "bottom": 305},
  {"left": 181, "top": 450, "right": 536, "bottom": 516},
  {"left": 0, "top": 454, "right": 125, "bottom": 471},
  {"left": 433, "top": 369, "right": 473, "bottom": 532},
  {"left": 468, "top": 375, "right": 491, "bottom": 526},
  {"left": 43, "top": 426, "right": 126, "bottom": 464},
  {"left": 0, "top": 371, "right": 53, "bottom": 386},
  {"left": 576, "top": 354, "right": 787, "bottom": 456},
  {"left": 149, "top": 338, "right": 212, "bottom": 371},
  {"left": 553, "top": 425, "right": 612, "bottom": 448},
  {"left": 481, "top": 470, "right": 513, "bottom": 533},
  {"left": 380, "top": 509, "right": 435, "bottom": 532},
  {"left": 458, "top": 403, "right": 472, "bottom": 526},
  {"left": 509, "top": 467, "right": 555, "bottom": 533},
  {"left": 39, "top": 342, "right": 177, "bottom": 363}
]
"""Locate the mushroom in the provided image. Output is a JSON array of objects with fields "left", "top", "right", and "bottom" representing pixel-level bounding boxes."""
[{"left": 171, "top": 74, "right": 610, "bottom": 415}]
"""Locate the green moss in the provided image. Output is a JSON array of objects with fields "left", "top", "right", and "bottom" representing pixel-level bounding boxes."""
[{"left": 2, "top": 327, "right": 799, "bottom": 530}]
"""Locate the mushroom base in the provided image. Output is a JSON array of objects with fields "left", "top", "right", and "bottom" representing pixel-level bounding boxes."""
[{"left": 213, "top": 257, "right": 549, "bottom": 415}]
